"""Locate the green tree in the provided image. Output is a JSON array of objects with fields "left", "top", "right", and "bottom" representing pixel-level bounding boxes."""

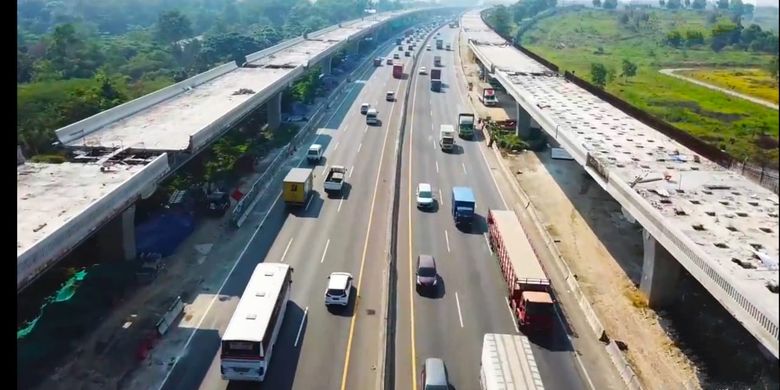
[
  {"left": 659, "top": 0, "right": 665, "bottom": 7},
  {"left": 741, "top": 24, "right": 763, "bottom": 46},
  {"left": 156, "top": 11, "right": 192, "bottom": 43},
  {"left": 590, "top": 63, "right": 608, "bottom": 88},
  {"left": 685, "top": 30, "right": 705, "bottom": 46},
  {"left": 717, "top": 0, "right": 729, "bottom": 9},
  {"left": 593, "top": 0, "right": 602, "bottom": 7},
  {"left": 729, "top": 0, "right": 744, "bottom": 16},
  {"left": 665, "top": 30, "right": 683, "bottom": 47},
  {"left": 683, "top": 0, "right": 690, "bottom": 7},
  {"left": 767, "top": 56, "right": 779, "bottom": 81},
  {"left": 620, "top": 59, "right": 637, "bottom": 80},
  {"left": 618, "top": 13, "right": 630, "bottom": 25},
  {"left": 692, "top": 0, "right": 706, "bottom": 9},
  {"left": 711, "top": 22, "right": 739, "bottom": 51},
  {"left": 603, "top": 0, "right": 618, "bottom": 9},
  {"left": 666, "top": 0, "right": 682, "bottom": 9},
  {"left": 491, "top": 5, "right": 511, "bottom": 37}
]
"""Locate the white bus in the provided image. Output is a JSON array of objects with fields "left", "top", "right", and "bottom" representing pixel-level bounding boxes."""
[{"left": 220, "top": 262, "right": 293, "bottom": 382}]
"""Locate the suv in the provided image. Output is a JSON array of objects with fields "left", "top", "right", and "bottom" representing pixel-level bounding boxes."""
[
  {"left": 325, "top": 272, "right": 353, "bottom": 307},
  {"left": 416, "top": 183, "right": 434, "bottom": 210},
  {"left": 421, "top": 358, "right": 449, "bottom": 390},
  {"left": 415, "top": 255, "right": 438, "bottom": 294},
  {"left": 386, "top": 58, "right": 394, "bottom": 65},
  {"left": 394, "top": 53, "right": 400, "bottom": 59}
]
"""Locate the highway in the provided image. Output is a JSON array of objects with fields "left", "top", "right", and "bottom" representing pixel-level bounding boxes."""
[
  {"left": 394, "top": 25, "right": 591, "bottom": 390},
  {"left": 158, "top": 30, "right": 422, "bottom": 390}
]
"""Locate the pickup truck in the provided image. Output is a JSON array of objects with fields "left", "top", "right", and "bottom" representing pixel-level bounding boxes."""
[
  {"left": 451, "top": 186, "right": 475, "bottom": 228},
  {"left": 323, "top": 165, "right": 347, "bottom": 195}
]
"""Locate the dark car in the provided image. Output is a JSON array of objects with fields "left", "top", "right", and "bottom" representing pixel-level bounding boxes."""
[{"left": 416, "top": 254, "right": 438, "bottom": 293}]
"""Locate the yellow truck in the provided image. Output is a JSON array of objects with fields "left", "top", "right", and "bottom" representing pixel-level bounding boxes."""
[{"left": 283, "top": 167, "right": 313, "bottom": 207}]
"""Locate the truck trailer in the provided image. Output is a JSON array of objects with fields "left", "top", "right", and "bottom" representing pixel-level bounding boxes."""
[
  {"left": 283, "top": 168, "right": 313, "bottom": 207},
  {"left": 451, "top": 187, "right": 475, "bottom": 228},
  {"left": 487, "top": 209, "right": 555, "bottom": 332},
  {"left": 481, "top": 333, "right": 544, "bottom": 390},
  {"left": 457, "top": 113, "right": 475, "bottom": 139},
  {"left": 393, "top": 63, "right": 404, "bottom": 79},
  {"left": 439, "top": 124, "right": 455, "bottom": 151},
  {"left": 430, "top": 68, "right": 442, "bottom": 92}
]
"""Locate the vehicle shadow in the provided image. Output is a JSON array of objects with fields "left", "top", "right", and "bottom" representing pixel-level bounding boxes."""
[
  {"left": 525, "top": 322, "right": 576, "bottom": 353},
  {"left": 230, "top": 302, "right": 306, "bottom": 390},
  {"left": 416, "top": 276, "right": 446, "bottom": 299},
  {"left": 289, "top": 191, "right": 323, "bottom": 219},
  {"left": 325, "top": 181, "right": 351, "bottom": 200},
  {"left": 455, "top": 213, "right": 486, "bottom": 235},
  {"left": 326, "top": 288, "right": 357, "bottom": 317}
]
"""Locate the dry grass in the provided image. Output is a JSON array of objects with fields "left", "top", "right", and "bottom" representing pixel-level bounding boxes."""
[{"left": 678, "top": 68, "right": 779, "bottom": 105}]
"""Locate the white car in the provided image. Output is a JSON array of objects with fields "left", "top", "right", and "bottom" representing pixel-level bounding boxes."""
[
  {"left": 426, "top": 45, "right": 431, "bottom": 51},
  {"left": 325, "top": 272, "right": 353, "bottom": 307},
  {"left": 419, "top": 67, "right": 427, "bottom": 75},
  {"left": 416, "top": 182, "right": 434, "bottom": 210}
]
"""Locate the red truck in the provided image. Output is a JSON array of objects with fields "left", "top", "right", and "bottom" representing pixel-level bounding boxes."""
[
  {"left": 393, "top": 63, "right": 404, "bottom": 79},
  {"left": 487, "top": 209, "right": 555, "bottom": 333}
]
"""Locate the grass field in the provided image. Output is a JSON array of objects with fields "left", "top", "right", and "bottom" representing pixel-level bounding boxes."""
[
  {"left": 677, "top": 68, "right": 779, "bottom": 104},
  {"left": 520, "top": 8, "right": 779, "bottom": 165}
]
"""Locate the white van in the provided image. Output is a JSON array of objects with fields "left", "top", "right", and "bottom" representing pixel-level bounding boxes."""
[
  {"left": 366, "top": 108, "right": 379, "bottom": 125},
  {"left": 307, "top": 144, "right": 323, "bottom": 163}
]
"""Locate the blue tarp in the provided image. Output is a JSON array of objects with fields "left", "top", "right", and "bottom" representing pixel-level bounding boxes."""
[{"left": 135, "top": 213, "right": 195, "bottom": 257}]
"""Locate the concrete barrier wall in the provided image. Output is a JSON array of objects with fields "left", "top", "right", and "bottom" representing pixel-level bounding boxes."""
[
  {"left": 245, "top": 37, "right": 305, "bottom": 63},
  {"left": 56, "top": 62, "right": 238, "bottom": 146},
  {"left": 17, "top": 155, "right": 171, "bottom": 290},
  {"left": 307, "top": 24, "right": 342, "bottom": 40},
  {"left": 156, "top": 296, "right": 185, "bottom": 336},
  {"left": 189, "top": 66, "right": 305, "bottom": 152}
]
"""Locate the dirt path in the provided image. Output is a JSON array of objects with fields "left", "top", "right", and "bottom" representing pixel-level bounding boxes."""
[{"left": 659, "top": 68, "right": 779, "bottom": 110}]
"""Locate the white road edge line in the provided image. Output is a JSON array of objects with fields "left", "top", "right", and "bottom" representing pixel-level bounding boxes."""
[
  {"left": 455, "top": 292, "right": 464, "bottom": 328},
  {"left": 157, "top": 38, "right": 383, "bottom": 390},
  {"left": 461, "top": 162, "right": 467, "bottom": 175},
  {"left": 338, "top": 199, "right": 344, "bottom": 213},
  {"left": 444, "top": 230, "right": 451, "bottom": 253},
  {"left": 505, "top": 297, "right": 520, "bottom": 333},
  {"left": 280, "top": 238, "right": 294, "bottom": 262},
  {"left": 294, "top": 306, "right": 309, "bottom": 347},
  {"left": 483, "top": 233, "right": 493, "bottom": 255},
  {"left": 320, "top": 239, "right": 331, "bottom": 263}
]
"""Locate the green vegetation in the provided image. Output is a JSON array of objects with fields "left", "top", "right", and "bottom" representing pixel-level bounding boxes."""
[
  {"left": 484, "top": 0, "right": 558, "bottom": 42},
  {"left": 678, "top": 68, "right": 779, "bottom": 104},
  {"left": 518, "top": 7, "right": 779, "bottom": 165},
  {"left": 17, "top": 0, "right": 405, "bottom": 158}
]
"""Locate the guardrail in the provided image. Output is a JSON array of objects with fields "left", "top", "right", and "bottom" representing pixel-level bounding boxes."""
[{"left": 18, "top": 154, "right": 171, "bottom": 290}]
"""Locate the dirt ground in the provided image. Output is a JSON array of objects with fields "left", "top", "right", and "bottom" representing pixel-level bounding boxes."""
[{"left": 457, "top": 35, "right": 702, "bottom": 390}]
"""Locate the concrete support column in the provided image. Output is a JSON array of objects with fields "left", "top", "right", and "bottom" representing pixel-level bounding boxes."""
[
  {"left": 515, "top": 103, "right": 532, "bottom": 138},
  {"left": 97, "top": 204, "right": 136, "bottom": 261},
  {"left": 639, "top": 228, "right": 681, "bottom": 308},
  {"left": 322, "top": 56, "right": 332, "bottom": 76},
  {"left": 267, "top": 92, "right": 282, "bottom": 131}
]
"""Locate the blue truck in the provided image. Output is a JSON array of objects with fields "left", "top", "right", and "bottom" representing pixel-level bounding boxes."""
[{"left": 451, "top": 186, "right": 476, "bottom": 228}]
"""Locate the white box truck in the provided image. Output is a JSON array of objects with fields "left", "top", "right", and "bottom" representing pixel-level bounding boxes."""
[
  {"left": 480, "top": 333, "right": 545, "bottom": 390},
  {"left": 439, "top": 124, "right": 455, "bottom": 152}
]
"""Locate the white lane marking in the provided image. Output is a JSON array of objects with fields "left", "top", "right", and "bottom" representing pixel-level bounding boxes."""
[
  {"left": 358, "top": 142, "right": 362, "bottom": 153},
  {"left": 338, "top": 199, "right": 344, "bottom": 213},
  {"left": 455, "top": 292, "right": 464, "bottom": 328},
  {"left": 323, "top": 164, "right": 329, "bottom": 177},
  {"left": 483, "top": 233, "right": 493, "bottom": 255},
  {"left": 432, "top": 138, "right": 437, "bottom": 150},
  {"left": 444, "top": 230, "right": 451, "bottom": 253},
  {"left": 461, "top": 162, "right": 467, "bottom": 175},
  {"left": 320, "top": 239, "right": 331, "bottom": 263},
  {"left": 280, "top": 238, "right": 294, "bottom": 262},
  {"left": 305, "top": 194, "right": 314, "bottom": 211},
  {"left": 294, "top": 306, "right": 309, "bottom": 347},
  {"left": 349, "top": 165, "right": 355, "bottom": 178},
  {"left": 505, "top": 297, "right": 520, "bottom": 333},
  {"left": 438, "top": 189, "right": 443, "bottom": 207},
  {"left": 364, "top": 126, "right": 368, "bottom": 134},
  {"left": 157, "top": 41, "right": 380, "bottom": 390},
  {"left": 435, "top": 161, "right": 439, "bottom": 173},
  {"left": 334, "top": 141, "right": 340, "bottom": 150}
]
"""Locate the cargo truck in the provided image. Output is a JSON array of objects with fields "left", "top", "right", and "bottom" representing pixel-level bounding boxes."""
[
  {"left": 481, "top": 333, "right": 544, "bottom": 390},
  {"left": 436, "top": 39, "right": 443, "bottom": 49},
  {"left": 487, "top": 209, "right": 555, "bottom": 333},
  {"left": 393, "top": 63, "right": 404, "bottom": 79},
  {"left": 323, "top": 165, "right": 347, "bottom": 195},
  {"left": 433, "top": 56, "right": 442, "bottom": 67},
  {"left": 430, "top": 68, "right": 442, "bottom": 92},
  {"left": 439, "top": 124, "right": 455, "bottom": 151},
  {"left": 478, "top": 83, "right": 499, "bottom": 106},
  {"left": 283, "top": 168, "right": 313, "bottom": 207},
  {"left": 457, "top": 113, "right": 475, "bottom": 139},
  {"left": 451, "top": 187, "right": 475, "bottom": 228}
]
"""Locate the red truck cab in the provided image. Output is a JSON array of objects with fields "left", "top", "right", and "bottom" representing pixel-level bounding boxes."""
[{"left": 393, "top": 64, "right": 404, "bottom": 79}]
